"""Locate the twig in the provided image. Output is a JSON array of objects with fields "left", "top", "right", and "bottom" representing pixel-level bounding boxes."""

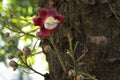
[
  {"left": 32, "top": 39, "right": 39, "bottom": 51},
  {"left": 31, "top": 51, "right": 43, "bottom": 56},
  {"left": 19, "top": 56, "right": 45, "bottom": 77},
  {"left": 4, "top": 25, "right": 36, "bottom": 38},
  {"left": 76, "top": 54, "right": 85, "bottom": 62},
  {"left": 82, "top": 72, "right": 97, "bottom": 80},
  {"left": 23, "top": 70, "right": 34, "bottom": 74},
  {"left": 108, "top": 1, "right": 120, "bottom": 22},
  {"left": 1, "top": 16, "right": 37, "bottom": 38}
]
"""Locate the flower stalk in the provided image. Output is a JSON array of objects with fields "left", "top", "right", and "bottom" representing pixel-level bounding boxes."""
[{"left": 49, "top": 36, "right": 67, "bottom": 73}]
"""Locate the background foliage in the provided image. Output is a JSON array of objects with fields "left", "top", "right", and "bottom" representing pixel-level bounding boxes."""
[
  {"left": 0, "top": 1, "right": 49, "bottom": 80},
  {"left": 0, "top": 0, "right": 40, "bottom": 63}
]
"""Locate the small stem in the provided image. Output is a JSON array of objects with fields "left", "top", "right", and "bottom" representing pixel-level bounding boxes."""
[
  {"left": 19, "top": 56, "right": 45, "bottom": 77},
  {"left": 65, "top": 61, "right": 74, "bottom": 67},
  {"left": 32, "top": 39, "right": 39, "bottom": 51},
  {"left": 108, "top": 1, "right": 120, "bottom": 22},
  {"left": 76, "top": 54, "right": 85, "bottom": 62},
  {"left": 31, "top": 51, "right": 43, "bottom": 56},
  {"left": 15, "top": 35, "right": 24, "bottom": 40},
  {"left": 23, "top": 70, "right": 34, "bottom": 74},
  {"left": 82, "top": 72, "right": 97, "bottom": 80},
  {"left": 4, "top": 25, "right": 36, "bottom": 38},
  {"left": 49, "top": 36, "right": 67, "bottom": 73},
  {"left": 2, "top": 17, "right": 37, "bottom": 38},
  {"left": 68, "top": 35, "right": 74, "bottom": 55},
  {"left": 74, "top": 61, "right": 76, "bottom": 80}
]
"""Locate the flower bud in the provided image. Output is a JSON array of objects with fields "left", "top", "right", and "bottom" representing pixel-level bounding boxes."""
[
  {"left": 23, "top": 47, "right": 31, "bottom": 57},
  {"left": 9, "top": 60, "right": 18, "bottom": 70},
  {"left": 43, "top": 45, "right": 52, "bottom": 52},
  {"left": 17, "top": 50, "right": 23, "bottom": 56},
  {"left": 13, "top": 67, "right": 17, "bottom": 71},
  {"left": 9, "top": 60, "right": 18, "bottom": 67},
  {"left": 68, "top": 69, "right": 75, "bottom": 77},
  {"left": 4, "top": 32, "right": 10, "bottom": 37},
  {"left": 8, "top": 54, "right": 14, "bottom": 59},
  {"left": 76, "top": 75, "right": 85, "bottom": 80}
]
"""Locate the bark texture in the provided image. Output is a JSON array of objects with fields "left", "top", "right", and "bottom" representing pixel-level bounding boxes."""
[{"left": 39, "top": 0, "right": 120, "bottom": 80}]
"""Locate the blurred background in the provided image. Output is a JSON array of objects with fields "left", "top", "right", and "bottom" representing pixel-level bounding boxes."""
[{"left": 0, "top": 0, "right": 48, "bottom": 80}]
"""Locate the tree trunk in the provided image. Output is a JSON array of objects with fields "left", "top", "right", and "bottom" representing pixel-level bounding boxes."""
[{"left": 39, "top": 0, "right": 120, "bottom": 80}]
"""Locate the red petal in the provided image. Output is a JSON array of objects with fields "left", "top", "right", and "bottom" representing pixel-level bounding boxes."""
[
  {"left": 55, "top": 15, "right": 65, "bottom": 24},
  {"left": 38, "top": 8, "right": 48, "bottom": 18},
  {"left": 33, "top": 16, "right": 44, "bottom": 26},
  {"left": 49, "top": 8, "right": 56, "bottom": 16},
  {"left": 38, "top": 27, "right": 51, "bottom": 38}
]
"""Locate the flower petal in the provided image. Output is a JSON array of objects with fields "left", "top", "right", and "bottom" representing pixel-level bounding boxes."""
[
  {"left": 54, "top": 15, "right": 65, "bottom": 24},
  {"left": 33, "top": 16, "right": 44, "bottom": 26},
  {"left": 38, "top": 27, "right": 51, "bottom": 38},
  {"left": 49, "top": 8, "right": 56, "bottom": 16},
  {"left": 50, "top": 27, "right": 57, "bottom": 32},
  {"left": 38, "top": 8, "right": 48, "bottom": 18}
]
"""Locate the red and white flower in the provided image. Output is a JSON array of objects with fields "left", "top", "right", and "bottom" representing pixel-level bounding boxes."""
[{"left": 33, "top": 8, "right": 65, "bottom": 38}]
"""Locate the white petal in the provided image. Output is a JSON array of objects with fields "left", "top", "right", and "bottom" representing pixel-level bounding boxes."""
[{"left": 44, "top": 17, "right": 59, "bottom": 30}]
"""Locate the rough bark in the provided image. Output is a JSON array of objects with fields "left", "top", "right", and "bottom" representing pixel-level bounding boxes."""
[{"left": 39, "top": 0, "right": 120, "bottom": 80}]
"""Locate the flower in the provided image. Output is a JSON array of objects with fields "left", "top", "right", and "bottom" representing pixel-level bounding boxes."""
[{"left": 33, "top": 8, "right": 65, "bottom": 38}]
